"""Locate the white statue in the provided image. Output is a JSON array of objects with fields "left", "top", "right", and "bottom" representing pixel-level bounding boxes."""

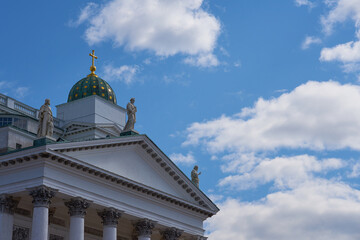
[
  {"left": 123, "top": 98, "right": 137, "bottom": 132},
  {"left": 37, "top": 99, "right": 54, "bottom": 137}
]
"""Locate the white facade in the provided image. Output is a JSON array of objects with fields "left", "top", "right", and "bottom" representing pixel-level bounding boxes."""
[{"left": 0, "top": 92, "right": 218, "bottom": 240}]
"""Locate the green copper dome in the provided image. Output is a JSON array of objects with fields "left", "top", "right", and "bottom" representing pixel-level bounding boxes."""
[{"left": 67, "top": 76, "right": 117, "bottom": 104}]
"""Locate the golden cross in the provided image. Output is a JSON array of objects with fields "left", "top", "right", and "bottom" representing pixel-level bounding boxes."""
[{"left": 89, "top": 50, "right": 98, "bottom": 67}]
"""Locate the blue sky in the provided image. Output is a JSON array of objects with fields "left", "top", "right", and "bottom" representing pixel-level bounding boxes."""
[{"left": 3, "top": 0, "right": 360, "bottom": 239}]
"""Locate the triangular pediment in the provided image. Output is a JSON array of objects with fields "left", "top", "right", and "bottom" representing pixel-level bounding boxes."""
[
  {"left": 49, "top": 135, "right": 218, "bottom": 213},
  {"left": 57, "top": 142, "right": 197, "bottom": 203}
]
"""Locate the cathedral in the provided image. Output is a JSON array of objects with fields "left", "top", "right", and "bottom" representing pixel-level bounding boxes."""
[{"left": 0, "top": 51, "right": 218, "bottom": 240}]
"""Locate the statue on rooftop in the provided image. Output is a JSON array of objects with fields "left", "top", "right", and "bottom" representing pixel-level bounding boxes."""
[
  {"left": 37, "top": 99, "right": 54, "bottom": 138},
  {"left": 191, "top": 165, "right": 201, "bottom": 188},
  {"left": 123, "top": 98, "right": 137, "bottom": 132}
]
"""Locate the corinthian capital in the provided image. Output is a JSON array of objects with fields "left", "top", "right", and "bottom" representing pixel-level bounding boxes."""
[
  {"left": 29, "top": 185, "right": 56, "bottom": 207},
  {"left": 161, "top": 227, "right": 183, "bottom": 240},
  {"left": 64, "top": 197, "right": 90, "bottom": 217},
  {"left": 0, "top": 195, "right": 18, "bottom": 214},
  {"left": 97, "top": 208, "right": 122, "bottom": 226},
  {"left": 134, "top": 219, "right": 156, "bottom": 237}
]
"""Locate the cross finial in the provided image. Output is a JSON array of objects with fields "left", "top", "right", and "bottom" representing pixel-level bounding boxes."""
[{"left": 88, "top": 50, "right": 98, "bottom": 77}]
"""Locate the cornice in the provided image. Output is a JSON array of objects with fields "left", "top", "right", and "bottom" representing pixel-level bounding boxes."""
[
  {"left": 49, "top": 136, "right": 218, "bottom": 212},
  {"left": 0, "top": 147, "right": 216, "bottom": 217}
]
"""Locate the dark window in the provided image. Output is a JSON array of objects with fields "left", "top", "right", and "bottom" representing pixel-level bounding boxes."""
[
  {"left": 0, "top": 117, "right": 12, "bottom": 127},
  {"left": 16, "top": 143, "right": 22, "bottom": 149},
  {"left": 0, "top": 117, "right": 27, "bottom": 129}
]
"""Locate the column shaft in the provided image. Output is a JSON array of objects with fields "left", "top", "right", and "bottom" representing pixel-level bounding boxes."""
[
  {"left": 28, "top": 185, "right": 56, "bottom": 240},
  {"left": 0, "top": 212, "right": 14, "bottom": 240},
  {"left": 69, "top": 216, "right": 84, "bottom": 240},
  {"left": 65, "top": 198, "right": 90, "bottom": 240},
  {"left": 0, "top": 195, "right": 18, "bottom": 240},
  {"left": 31, "top": 207, "right": 49, "bottom": 240},
  {"left": 103, "top": 225, "right": 117, "bottom": 240}
]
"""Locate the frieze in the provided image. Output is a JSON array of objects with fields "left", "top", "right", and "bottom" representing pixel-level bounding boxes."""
[
  {"left": 12, "top": 225, "right": 29, "bottom": 240},
  {"left": 49, "top": 234, "right": 64, "bottom": 240}
]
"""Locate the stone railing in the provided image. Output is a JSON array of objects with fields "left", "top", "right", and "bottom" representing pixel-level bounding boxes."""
[
  {"left": 0, "top": 95, "right": 7, "bottom": 105},
  {"left": 14, "top": 103, "right": 37, "bottom": 118}
]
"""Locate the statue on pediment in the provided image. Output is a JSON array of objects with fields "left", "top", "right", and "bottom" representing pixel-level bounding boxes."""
[
  {"left": 123, "top": 98, "right": 137, "bottom": 132},
  {"left": 37, "top": 99, "right": 54, "bottom": 138},
  {"left": 191, "top": 165, "right": 201, "bottom": 188}
]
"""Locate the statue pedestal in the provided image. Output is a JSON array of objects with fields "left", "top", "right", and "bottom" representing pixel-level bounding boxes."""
[
  {"left": 120, "top": 130, "right": 139, "bottom": 136},
  {"left": 33, "top": 136, "right": 57, "bottom": 147}
]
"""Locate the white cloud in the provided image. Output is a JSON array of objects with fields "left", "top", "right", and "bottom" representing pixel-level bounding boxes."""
[
  {"left": 77, "top": 0, "right": 221, "bottom": 67},
  {"left": 183, "top": 53, "right": 219, "bottom": 67},
  {"left": 321, "top": 0, "right": 360, "bottom": 36},
  {"left": 103, "top": 64, "right": 139, "bottom": 85},
  {"left": 206, "top": 181, "right": 360, "bottom": 240},
  {"left": 302, "top": 36, "right": 322, "bottom": 49},
  {"left": 184, "top": 81, "right": 360, "bottom": 153},
  {"left": 295, "top": 0, "right": 315, "bottom": 8},
  {"left": 319, "top": 0, "right": 360, "bottom": 71},
  {"left": 349, "top": 162, "right": 360, "bottom": 178},
  {"left": 15, "top": 87, "right": 29, "bottom": 98},
  {"left": 169, "top": 152, "right": 196, "bottom": 166},
  {"left": 219, "top": 155, "right": 344, "bottom": 190},
  {"left": 179, "top": 80, "right": 360, "bottom": 239},
  {"left": 69, "top": 2, "right": 98, "bottom": 27},
  {"left": 321, "top": 40, "right": 360, "bottom": 62}
]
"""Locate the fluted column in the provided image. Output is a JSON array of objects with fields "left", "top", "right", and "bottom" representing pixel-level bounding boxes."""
[
  {"left": 134, "top": 219, "right": 156, "bottom": 240},
  {"left": 29, "top": 185, "right": 56, "bottom": 240},
  {"left": 98, "top": 208, "right": 122, "bottom": 240},
  {"left": 65, "top": 198, "right": 90, "bottom": 240},
  {"left": 161, "top": 227, "right": 183, "bottom": 240},
  {"left": 0, "top": 195, "right": 18, "bottom": 240}
]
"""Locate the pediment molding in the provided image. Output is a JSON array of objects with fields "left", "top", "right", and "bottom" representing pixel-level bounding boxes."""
[
  {"left": 0, "top": 135, "right": 219, "bottom": 216},
  {"left": 0, "top": 148, "right": 215, "bottom": 217}
]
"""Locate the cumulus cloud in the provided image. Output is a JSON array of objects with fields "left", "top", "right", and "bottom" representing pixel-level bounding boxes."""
[
  {"left": 181, "top": 80, "right": 360, "bottom": 239},
  {"left": 302, "top": 36, "right": 322, "bottom": 49},
  {"left": 319, "top": 0, "right": 360, "bottom": 71},
  {"left": 76, "top": 0, "right": 221, "bottom": 67},
  {"left": 184, "top": 81, "right": 360, "bottom": 152},
  {"left": 219, "top": 155, "right": 344, "bottom": 190},
  {"left": 206, "top": 181, "right": 360, "bottom": 240},
  {"left": 169, "top": 152, "right": 196, "bottom": 166},
  {"left": 102, "top": 64, "right": 139, "bottom": 85},
  {"left": 321, "top": 41, "right": 360, "bottom": 62}
]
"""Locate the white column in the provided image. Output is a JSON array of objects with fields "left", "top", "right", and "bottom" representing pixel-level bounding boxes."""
[
  {"left": 134, "top": 219, "right": 156, "bottom": 240},
  {"left": 65, "top": 197, "right": 90, "bottom": 240},
  {"left": 29, "top": 185, "right": 56, "bottom": 240},
  {"left": 161, "top": 228, "right": 183, "bottom": 240},
  {"left": 0, "top": 195, "right": 18, "bottom": 240},
  {"left": 69, "top": 216, "right": 84, "bottom": 240},
  {"left": 98, "top": 208, "right": 122, "bottom": 240}
]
